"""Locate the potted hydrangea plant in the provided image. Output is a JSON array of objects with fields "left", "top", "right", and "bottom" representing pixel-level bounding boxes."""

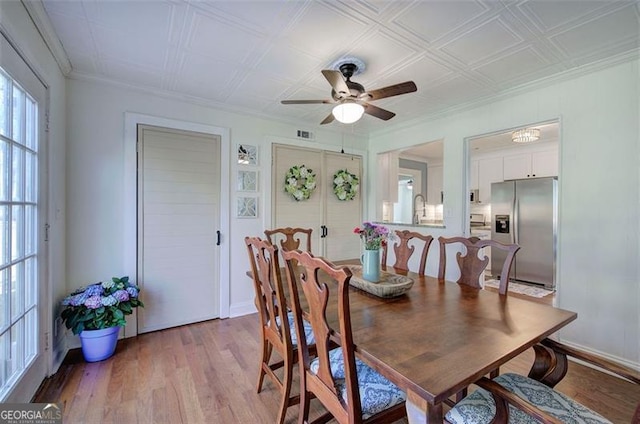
[{"left": 61, "top": 276, "right": 143, "bottom": 362}]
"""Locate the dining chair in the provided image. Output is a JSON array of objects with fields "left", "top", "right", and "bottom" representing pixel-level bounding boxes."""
[
  {"left": 264, "top": 227, "right": 313, "bottom": 252},
  {"left": 244, "top": 236, "right": 314, "bottom": 424},
  {"left": 282, "top": 249, "right": 408, "bottom": 424},
  {"left": 381, "top": 229, "right": 434, "bottom": 275},
  {"left": 446, "top": 338, "right": 640, "bottom": 424},
  {"left": 438, "top": 236, "right": 520, "bottom": 386},
  {"left": 438, "top": 236, "right": 520, "bottom": 295}
]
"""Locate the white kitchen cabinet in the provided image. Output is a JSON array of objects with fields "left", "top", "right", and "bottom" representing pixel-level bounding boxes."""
[
  {"left": 503, "top": 153, "right": 529, "bottom": 180},
  {"left": 427, "top": 165, "right": 443, "bottom": 204},
  {"left": 503, "top": 149, "right": 558, "bottom": 180},
  {"left": 531, "top": 150, "right": 558, "bottom": 177},
  {"left": 478, "top": 157, "right": 503, "bottom": 203},
  {"left": 377, "top": 151, "right": 399, "bottom": 203}
]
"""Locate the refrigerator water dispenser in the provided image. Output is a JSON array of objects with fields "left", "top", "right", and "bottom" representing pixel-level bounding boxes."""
[{"left": 495, "top": 215, "right": 510, "bottom": 233}]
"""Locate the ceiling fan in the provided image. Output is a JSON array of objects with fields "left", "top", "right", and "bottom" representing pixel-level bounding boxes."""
[{"left": 281, "top": 60, "right": 417, "bottom": 125}]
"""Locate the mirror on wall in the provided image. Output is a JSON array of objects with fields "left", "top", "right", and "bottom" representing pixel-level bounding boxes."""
[{"left": 378, "top": 139, "right": 444, "bottom": 226}]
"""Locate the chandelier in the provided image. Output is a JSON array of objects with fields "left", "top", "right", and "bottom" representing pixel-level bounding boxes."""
[{"left": 511, "top": 128, "right": 540, "bottom": 143}]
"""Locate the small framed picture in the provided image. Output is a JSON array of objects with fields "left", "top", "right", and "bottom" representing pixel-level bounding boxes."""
[
  {"left": 237, "top": 170, "right": 258, "bottom": 192},
  {"left": 237, "top": 144, "right": 258, "bottom": 165},
  {"left": 237, "top": 196, "right": 258, "bottom": 218}
]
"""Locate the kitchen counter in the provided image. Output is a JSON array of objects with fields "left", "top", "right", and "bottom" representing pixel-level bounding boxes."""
[
  {"left": 470, "top": 226, "right": 491, "bottom": 240},
  {"left": 377, "top": 221, "right": 445, "bottom": 229}
]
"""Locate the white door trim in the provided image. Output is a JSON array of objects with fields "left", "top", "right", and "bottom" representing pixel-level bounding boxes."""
[{"left": 124, "top": 113, "right": 230, "bottom": 336}]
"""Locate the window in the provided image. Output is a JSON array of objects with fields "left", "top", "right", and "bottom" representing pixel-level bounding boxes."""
[{"left": 0, "top": 66, "right": 39, "bottom": 399}]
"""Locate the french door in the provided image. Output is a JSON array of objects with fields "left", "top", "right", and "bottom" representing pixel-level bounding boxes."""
[
  {"left": 137, "top": 125, "right": 221, "bottom": 333},
  {"left": 272, "top": 144, "right": 362, "bottom": 260},
  {"left": 0, "top": 31, "right": 48, "bottom": 401}
]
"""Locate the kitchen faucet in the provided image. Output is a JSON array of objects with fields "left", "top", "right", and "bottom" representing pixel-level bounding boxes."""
[{"left": 413, "top": 193, "right": 426, "bottom": 224}]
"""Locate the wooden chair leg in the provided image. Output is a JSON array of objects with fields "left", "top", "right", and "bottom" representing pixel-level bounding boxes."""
[
  {"left": 276, "top": 353, "right": 295, "bottom": 424},
  {"left": 298, "top": 375, "right": 310, "bottom": 424},
  {"left": 257, "top": 338, "right": 273, "bottom": 392}
]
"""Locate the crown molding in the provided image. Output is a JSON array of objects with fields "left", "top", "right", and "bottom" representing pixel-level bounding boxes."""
[
  {"left": 63, "top": 40, "right": 638, "bottom": 141},
  {"left": 66, "top": 69, "right": 371, "bottom": 138},
  {"left": 21, "top": 0, "right": 72, "bottom": 76},
  {"left": 371, "top": 49, "right": 640, "bottom": 139}
]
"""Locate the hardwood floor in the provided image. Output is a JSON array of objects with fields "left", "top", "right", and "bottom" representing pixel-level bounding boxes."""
[{"left": 35, "top": 313, "right": 639, "bottom": 423}]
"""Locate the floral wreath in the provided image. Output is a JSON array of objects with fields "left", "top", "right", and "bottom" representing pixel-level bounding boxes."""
[
  {"left": 284, "top": 165, "right": 317, "bottom": 201},
  {"left": 333, "top": 169, "right": 359, "bottom": 201}
]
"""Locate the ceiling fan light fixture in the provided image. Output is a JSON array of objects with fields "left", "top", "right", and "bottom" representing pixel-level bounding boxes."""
[
  {"left": 512, "top": 128, "right": 540, "bottom": 143},
  {"left": 332, "top": 102, "right": 365, "bottom": 124}
]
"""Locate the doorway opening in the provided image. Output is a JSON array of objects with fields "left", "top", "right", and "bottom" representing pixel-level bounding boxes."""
[{"left": 465, "top": 120, "right": 560, "bottom": 291}]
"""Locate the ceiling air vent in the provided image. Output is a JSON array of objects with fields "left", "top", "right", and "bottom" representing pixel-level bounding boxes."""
[{"left": 297, "top": 130, "right": 314, "bottom": 141}]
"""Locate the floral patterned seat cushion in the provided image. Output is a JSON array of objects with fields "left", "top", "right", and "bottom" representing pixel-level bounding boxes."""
[
  {"left": 286, "top": 311, "right": 315, "bottom": 346},
  {"left": 446, "top": 373, "right": 611, "bottom": 424},
  {"left": 271, "top": 312, "right": 315, "bottom": 347},
  {"left": 309, "top": 348, "right": 406, "bottom": 420}
]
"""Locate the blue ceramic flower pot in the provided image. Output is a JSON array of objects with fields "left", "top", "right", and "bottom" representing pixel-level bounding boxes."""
[
  {"left": 361, "top": 249, "right": 381, "bottom": 282},
  {"left": 79, "top": 326, "right": 121, "bottom": 362}
]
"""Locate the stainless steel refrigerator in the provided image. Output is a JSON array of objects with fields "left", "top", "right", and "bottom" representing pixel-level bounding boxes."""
[{"left": 491, "top": 177, "right": 557, "bottom": 289}]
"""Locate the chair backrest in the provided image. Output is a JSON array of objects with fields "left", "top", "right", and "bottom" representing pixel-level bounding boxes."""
[
  {"left": 282, "top": 249, "right": 362, "bottom": 423},
  {"left": 245, "top": 236, "right": 292, "bottom": 352},
  {"left": 381, "top": 230, "right": 434, "bottom": 274},
  {"left": 264, "top": 227, "right": 313, "bottom": 252},
  {"left": 438, "top": 236, "right": 520, "bottom": 295}
]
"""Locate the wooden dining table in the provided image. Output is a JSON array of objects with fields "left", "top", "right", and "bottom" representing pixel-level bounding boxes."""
[
  {"left": 247, "top": 259, "right": 578, "bottom": 423},
  {"left": 319, "top": 261, "right": 577, "bottom": 423}
]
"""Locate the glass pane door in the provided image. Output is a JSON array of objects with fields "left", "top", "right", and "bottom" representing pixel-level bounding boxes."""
[{"left": 0, "top": 66, "right": 39, "bottom": 399}]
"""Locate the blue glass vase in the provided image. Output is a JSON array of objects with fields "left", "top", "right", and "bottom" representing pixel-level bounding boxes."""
[{"left": 361, "top": 249, "right": 381, "bottom": 282}]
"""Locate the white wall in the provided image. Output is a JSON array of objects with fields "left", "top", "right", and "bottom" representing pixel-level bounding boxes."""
[
  {"left": 368, "top": 60, "right": 640, "bottom": 366},
  {"left": 65, "top": 78, "right": 369, "bottom": 324},
  {"left": 0, "top": 2, "right": 67, "bottom": 372}
]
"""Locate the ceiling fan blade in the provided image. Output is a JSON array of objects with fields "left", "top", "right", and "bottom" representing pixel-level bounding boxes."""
[
  {"left": 281, "top": 99, "right": 334, "bottom": 105},
  {"left": 364, "top": 103, "right": 396, "bottom": 121},
  {"left": 321, "top": 70, "right": 350, "bottom": 97},
  {"left": 320, "top": 113, "right": 335, "bottom": 125},
  {"left": 366, "top": 81, "right": 417, "bottom": 101}
]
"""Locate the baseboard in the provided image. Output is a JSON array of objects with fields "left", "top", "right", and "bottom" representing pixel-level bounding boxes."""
[
  {"left": 229, "top": 301, "right": 256, "bottom": 318},
  {"left": 64, "top": 333, "right": 81, "bottom": 350},
  {"left": 52, "top": 349, "right": 66, "bottom": 374},
  {"left": 555, "top": 336, "right": 640, "bottom": 375}
]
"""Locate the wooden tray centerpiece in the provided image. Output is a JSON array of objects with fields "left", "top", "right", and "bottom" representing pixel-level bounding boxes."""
[{"left": 346, "top": 265, "right": 414, "bottom": 298}]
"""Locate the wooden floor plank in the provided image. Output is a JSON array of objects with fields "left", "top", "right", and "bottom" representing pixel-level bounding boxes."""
[{"left": 34, "top": 314, "right": 639, "bottom": 423}]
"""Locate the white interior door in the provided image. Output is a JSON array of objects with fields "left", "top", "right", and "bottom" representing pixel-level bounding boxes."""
[
  {"left": 272, "top": 145, "right": 362, "bottom": 260},
  {"left": 272, "top": 144, "right": 323, "bottom": 252},
  {"left": 324, "top": 152, "right": 362, "bottom": 260},
  {"left": 137, "top": 125, "right": 221, "bottom": 333}
]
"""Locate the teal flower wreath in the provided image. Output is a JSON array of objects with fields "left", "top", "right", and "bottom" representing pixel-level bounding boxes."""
[
  {"left": 333, "top": 169, "right": 359, "bottom": 201},
  {"left": 284, "top": 165, "right": 317, "bottom": 201}
]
